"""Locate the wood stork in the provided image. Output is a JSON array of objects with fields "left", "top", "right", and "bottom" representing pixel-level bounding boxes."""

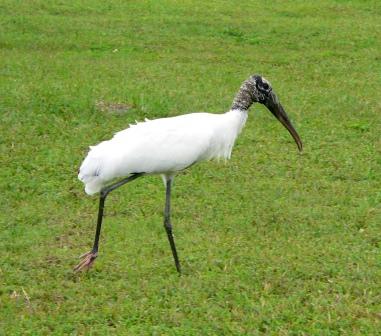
[{"left": 74, "top": 74, "right": 302, "bottom": 273}]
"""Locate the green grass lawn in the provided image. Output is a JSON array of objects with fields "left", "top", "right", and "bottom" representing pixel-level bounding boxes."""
[{"left": 1, "top": 0, "right": 380, "bottom": 334}]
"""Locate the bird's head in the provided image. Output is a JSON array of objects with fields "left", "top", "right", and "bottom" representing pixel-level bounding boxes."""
[{"left": 232, "top": 74, "right": 303, "bottom": 152}]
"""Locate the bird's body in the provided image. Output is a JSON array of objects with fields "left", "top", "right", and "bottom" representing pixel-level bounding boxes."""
[
  {"left": 74, "top": 74, "right": 303, "bottom": 273},
  {"left": 79, "top": 110, "right": 248, "bottom": 195}
]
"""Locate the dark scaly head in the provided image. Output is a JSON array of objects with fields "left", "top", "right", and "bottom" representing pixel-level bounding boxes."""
[{"left": 231, "top": 74, "right": 303, "bottom": 151}]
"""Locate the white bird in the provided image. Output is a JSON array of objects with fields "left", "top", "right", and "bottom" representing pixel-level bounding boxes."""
[{"left": 74, "top": 74, "right": 302, "bottom": 273}]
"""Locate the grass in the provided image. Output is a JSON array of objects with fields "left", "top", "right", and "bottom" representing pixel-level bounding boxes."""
[{"left": 1, "top": 0, "right": 380, "bottom": 334}]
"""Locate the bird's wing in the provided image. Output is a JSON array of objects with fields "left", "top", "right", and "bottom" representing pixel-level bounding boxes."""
[{"left": 110, "top": 113, "right": 218, "bottom": 175}]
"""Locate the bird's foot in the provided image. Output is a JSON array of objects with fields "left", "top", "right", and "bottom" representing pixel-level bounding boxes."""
[{"left": 74, "top": 250, "right": 98, "bottom": 272}]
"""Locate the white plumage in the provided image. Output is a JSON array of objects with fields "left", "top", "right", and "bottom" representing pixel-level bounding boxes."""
[
  {"left": 78, "top": 110, "right": 248, "bottom": 195},
  {"left": 74, "top": 74, "right": 302, "bottom": 273}
]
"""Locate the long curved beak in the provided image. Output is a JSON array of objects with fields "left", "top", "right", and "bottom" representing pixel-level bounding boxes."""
[{"left": 263, "top": 91, "right": 303, "bottom": 151}]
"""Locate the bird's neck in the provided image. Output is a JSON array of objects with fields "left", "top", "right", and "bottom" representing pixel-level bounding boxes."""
[
  {"left": 225, "top": 109, "right": 248, "bottom": 135},
  {"left": 210, "top": 109, "right": 248, "bottom": 160},
  {"left": 231, "top": 79, "right": 256, "bottom": 111}
]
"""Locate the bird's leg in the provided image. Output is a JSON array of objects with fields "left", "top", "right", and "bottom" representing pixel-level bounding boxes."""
[
  {"left": 74, "top": 173, "right": 142, "bottom": 272},
  {"left": 163, "top": 177, "right": 181, "bottom": 274},
  {"left": 74, "top": 191, "right": 106, "bottom": 272}
]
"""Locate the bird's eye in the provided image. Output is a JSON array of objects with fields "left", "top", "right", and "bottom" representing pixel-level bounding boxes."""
[{"left": 254, "top": 75, "right": 272, "bottom": 94}]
